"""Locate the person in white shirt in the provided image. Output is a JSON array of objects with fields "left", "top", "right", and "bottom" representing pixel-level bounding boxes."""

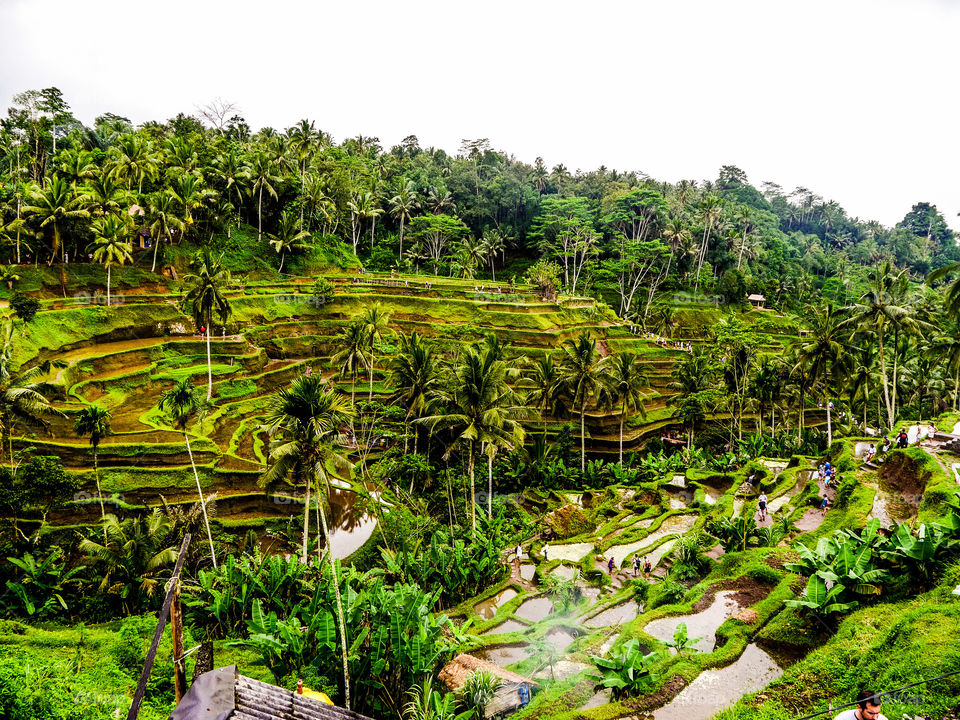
[{"left": 833, "top": 690, "right": 888, "bottom": 720}]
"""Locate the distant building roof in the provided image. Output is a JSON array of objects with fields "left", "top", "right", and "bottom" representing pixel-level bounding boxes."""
[
  {"left": 747, "top": 294, "right": 766, "bottom": 302},
  {"left": 170, "top": 665, "right": 374, "bottom": 720}
]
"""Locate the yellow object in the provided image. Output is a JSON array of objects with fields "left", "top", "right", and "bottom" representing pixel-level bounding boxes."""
[{"left": 302, "top": 689, "right": 334, "bottom": 705}]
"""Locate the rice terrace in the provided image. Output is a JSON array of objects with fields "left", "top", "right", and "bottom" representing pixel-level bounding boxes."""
[{"left": 0, "top": 83, "right": 959, "bottom": 720}]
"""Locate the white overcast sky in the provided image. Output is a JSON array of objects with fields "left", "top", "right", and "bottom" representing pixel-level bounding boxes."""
[{"left": 2, "top": 0, "right": 958, "bottom": 229}]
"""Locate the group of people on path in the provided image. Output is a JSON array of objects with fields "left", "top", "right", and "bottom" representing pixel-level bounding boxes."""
[{"left": 514, "top": 543, "right": 654, "bottom": 580}]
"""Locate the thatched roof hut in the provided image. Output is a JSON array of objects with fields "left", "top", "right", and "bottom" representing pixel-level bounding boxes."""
[{"left": 439, "top": 654, "right": 538, "bottom": 719}]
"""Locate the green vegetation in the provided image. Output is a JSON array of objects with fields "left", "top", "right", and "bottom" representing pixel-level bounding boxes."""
[{"left": 1, "top": 93, "right": 960, "bottom": 720}]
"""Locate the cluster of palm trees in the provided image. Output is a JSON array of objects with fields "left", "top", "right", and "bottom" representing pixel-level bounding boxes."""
[
  {"left": 379, "top": 329, "right": 651, "bottom": 526},
  {"left": 669, "top": 260, "right": 958, "bottom": 447},
  {"left": 8, "top": 92, "right": 955, "bottom": 320}
]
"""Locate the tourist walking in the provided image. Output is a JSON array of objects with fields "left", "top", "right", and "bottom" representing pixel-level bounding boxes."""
[
  {"left": 607, "top": 557, "right": 616, "bottom": 575},
  {"left": 832, "top": 690, "right": 888, "bottom": 720},
  {"left": 758, "top": 492, "right": 768, "bottom": 522},
  {"left": 643, "top": 558, "right": 652, "bottom": 578},
  {"left": 633, "top": 555, "right": 641, "bottom": 577}
]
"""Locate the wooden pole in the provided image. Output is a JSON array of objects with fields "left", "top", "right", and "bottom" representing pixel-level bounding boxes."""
[
  {"left": 171, "top": 583, "right": 186, "bottom": 704},
  {"left": 126, "top": 534, "right": 191, "bottom": 720}
]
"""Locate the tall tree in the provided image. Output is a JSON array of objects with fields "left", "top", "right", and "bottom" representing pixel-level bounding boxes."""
[
  {"left": 182, "top": 251, "right": 232, "bottom": 400},
  {"left": 602, "top": 352, "right": 649, "bottom": 465},
  {"left": 268, "top": 209, "right": 310, "bottom": 272},
  {"left": 556, "top": 332, "right": 610, "bottom": 472},
  {"left": 244, "top": 152, "right": 281, "bottom": 243},
  {"left": 359, "top": 304, "right": 391, "bottom": 403},
  {"left": 388, "top": 179, "right": 417, "bottom": 261},
  {"left": 22, "top": 176, "right": 89, "bottom": 264},
  {"left": 791, "top": 305, "right": 848, "bottom": 446},
  {"left": 390, "top": 331, "right": 442, "bottom": 455},
  {"left": 331, "top": 321, "right": 369, "bottom": 406},
  {"left": 89, "top": 215, "right": 133, "bottom": 306},
  {"left": 159, "top": 379, "right": 217, "bottom": 569},
  {"left": 261, "top": 376, "right": 355, "bottom": 709},
  {"left": 421, "top": 339, "right": 526, "bottom": 528},
  {"left": 74, "top": 405, "right": 113, "bottom": 531}
]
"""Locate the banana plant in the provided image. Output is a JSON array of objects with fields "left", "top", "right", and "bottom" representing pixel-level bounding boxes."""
[
  {"left": 665, "top": 622, "right": 704, "bottom": 657},
  {"left": 785, "top": 573, "right": 859, "bottom": 616},
  {"left": 588, "top": 638, "right": 660, "bottom": 700},
  {"left": 4, "top": 547, "right": 83, "bottom": 617}
]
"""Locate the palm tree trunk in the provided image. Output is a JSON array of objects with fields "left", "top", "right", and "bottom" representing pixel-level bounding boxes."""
[
  {"left": 185, "top": 432, "right": 217, "bottom": 569},
  {"left": 93, "top": 447, "right": 107, "bottom": 542},
  {"left": 316, "top": 497, "right": 351, "bottom": 711},
  {"left": 487, "top": 450, "right": 494, "bottom": 519},
  {"left": 399, "top": 217, "right": 405, "bottom": 261},
  {"left": 468, "top": 443, "right": 476, "bottom": 532},
  {"left": 257, "top": 185, "right": 264, "bottom": 243},
  {"left": 368, "top": 352, "right": 375, "bottom": 402},
  {"left": 580, "top": 399, "right": 587, "bottom": 473},
  {"left": 826, "top": 398, "right": 832, "bottom": 446},
  {"left": 619, "top": 402, "right": 626, "bottom": 465},
  {"left": 151, "top": 235, "right": 162, "bottom": 273},
  {"left": 878, "top": 334, "right": 893, "bottom": 430},
  {"left": 302, "top": 474, "right": 311, "bottom": 563},
  {"left": 106, "top": 264, "right": 111, "bottom": 307},
  {"left": 954, "top": 366, "right": 959, "bottom": 412},
  {"left": 206, "top": 329, "right": 213, "bottom": 401}
]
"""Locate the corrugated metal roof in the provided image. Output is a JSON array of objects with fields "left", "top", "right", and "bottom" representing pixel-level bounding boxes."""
[{"left": 170, "top": 666, "right": 374, "bottom": 720}]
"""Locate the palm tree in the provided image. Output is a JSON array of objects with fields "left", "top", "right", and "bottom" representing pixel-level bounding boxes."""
[
  {"left": 390, "top": 331, "right": 442, "bottom": 455},
  {"left": 667, "top": 348, "right": 716, "bottom": 450},
  {"left": 268, "top": 209, "right": 310, "bottom": 272},
  {"left": 480, "top": 230, "right": 507, "bottom": 281},
  {"left": 389, "top": 179, "right": 417, "bottom": 261},
  {"left": 261, "top": 376, "right": 355, "bottom": 709},
  {"left": 22, "top": 176, "right": 89, "bottom": 264},
  {"left": 182, "top": 251, "right": 232, "bottom": 401},
  {"left": 80, "top": 171, "right": 129, "bottom": 219},
  {"left": 245, "top": 152, "right": 281, "bottom": 243},
  {"left": 421, "top": 340, "right": 526, "bottom": 528},
  {"left": 347, "top": 190, "right": 383, "bottom": 255},
  {"left": 146, "top": 192, "right": 185, "bottom": 272},
  {"left": 602, "top": 352, "right": 649, "bottom": 464},
  {"left": 751, "top": 356, "right": 784, "bottom": 437},
  {"left": 89, "top": 216, "right": 133, "bottom": 307},
  {"left": 555, "top": 332, "right": 610, "bottom": 472},
  {"left": 791, "top": 305, "right": 849, "bottom": 446},
  {"left": 169, "top": 172, "right": 214, "bottom": 239},
  {"left": 926, "top": 329, "right": 960, "bottom": 412},
  {"left": 842, "top": 262, "right": 932, "bottom": 429},
  {"left": 0, "top": 265, "right": 20, "bottom": 290},
  {"left": 78, "top": 510, "right": 178, "bottom": 614},
  {"left": 331, "top": 321, "right": 369, "bottom": 405},
  {"left": 693, "top": 194, "right": 722, "bottom": 296},
  {"left": 159, "top": 378, "right": 217, "bottom": 569},
  {"left": 359, "top": 304, "right": 391, "bottom": 403},
  {"left": 74, "top": 405, "right": 112, "bottom": 530},
  {"left": 520, "top": 355, "right": 563, "bottom": 439},
  {"left": 0, "top": 323, "right": 61, "bottom": 469},
  {"left": 109, "top": 134, "right": 158, "bottom": 193}
]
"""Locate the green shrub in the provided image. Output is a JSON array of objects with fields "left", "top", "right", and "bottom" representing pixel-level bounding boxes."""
[
  {"left": 648, "top": 579, "right": 685, "bottom": 609},
  {"left": 112, "top": 617, "right": 146, "bottom": 675}
]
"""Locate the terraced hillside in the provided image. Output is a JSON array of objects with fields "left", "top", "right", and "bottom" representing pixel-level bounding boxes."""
[{"left": 9, "top": 269, "right": 822, "bottom": 537}]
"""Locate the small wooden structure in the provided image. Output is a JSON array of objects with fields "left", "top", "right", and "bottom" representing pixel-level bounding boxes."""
[
  {"left": 170, "top": 665, "right": 374, "bottom": 720},
  {"left": 439, "top": 654, "right": 538, "bottom": 719},
  {"left": 747, "top": 293, "right": 766, "bottom": 309}
]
